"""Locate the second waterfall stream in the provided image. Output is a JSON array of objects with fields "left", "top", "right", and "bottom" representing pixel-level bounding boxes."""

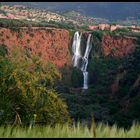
[{"left": 72, "top": 31, "right": 92, "bottom": 90}]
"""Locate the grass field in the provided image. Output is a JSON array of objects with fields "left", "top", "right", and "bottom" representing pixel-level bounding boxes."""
[{"left": 0, "top": 122, "right": 140, "bottom": 138}]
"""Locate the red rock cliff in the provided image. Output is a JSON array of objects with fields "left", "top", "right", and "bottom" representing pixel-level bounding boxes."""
[
  {"left": 0, "top": 28, "right": 137, "bottom": 68},
  {"left": 0, "top": 27, "right": 71, "bottom": 68},
  {"left": 102, "top": 35, "right": 137, "bottom": 57}
]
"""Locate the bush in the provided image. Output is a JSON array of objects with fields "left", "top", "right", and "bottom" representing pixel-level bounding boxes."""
[
  {"left": 113, "top": 28, "right": 130, "bottom": 34},
  {"left": 91, "top": 30, "right": 104, "bottom": 41},
  {"left": 0, "top": 44, "right": 70, "bottom": 125},
  {"left": 35, "top": 90, "right": 70, "bottom": 125},
  {"left": 0, "top": 44, "right": 8, "bottom": 57},
  {"left": 71, "top": 67, "right": 83, "bottom": 88}
]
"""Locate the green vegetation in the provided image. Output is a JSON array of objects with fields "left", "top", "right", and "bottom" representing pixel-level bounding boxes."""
[
  {"left": 27, "top": 39, "right": 30, "bottom": 43},
  {"left": 47, "top": 20, "right": 76, "bottom": 30},
  {"left": 0, "top": 122, "right": 140, "bottom": 138},
  {"left": 91, "top": 28, "right": 130, "bottom": 40},
  {"left": 47, "top": 29, "right": 53, "bottom": 33},
  {"left": 0, "top": 18, "right": 31, "bottom": 28},
  {"left": 113, "top": 28, "right": 130, "bottom": 33},
  {"left": 0, "top": 18, "right": 90, "bottom": 31},
  {"left": 69, "top": 29, "right": 76, "bottom": 38},
  {"left": 60, "top": 32, "right": 140, "bottom": 129},
  {"left": 17, "top": 31, "right": 22, "bottom": 39},
  {"left": 0, "top": 44, "right": 70, "bottom": 126},
  {"left": 71, "top": 67, "right": 83, "bottom": 88},
  {"left": 0, "top": 17, "right": 140, "bottom": 137},
  {"left": 5, "top": 18, "right": 69, "bottom": 29},
  {"left": 91, "top": 30, "right": 104, "bottom": 41}
]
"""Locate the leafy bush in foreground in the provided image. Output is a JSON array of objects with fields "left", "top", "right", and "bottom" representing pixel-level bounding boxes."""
[{"left": 0, "top": 44, "right": 70, "bottom": 126}]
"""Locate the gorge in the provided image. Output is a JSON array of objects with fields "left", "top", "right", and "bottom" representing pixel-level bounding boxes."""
[{"left": 0, "top": 26, "right": 139, "bottom": 128}]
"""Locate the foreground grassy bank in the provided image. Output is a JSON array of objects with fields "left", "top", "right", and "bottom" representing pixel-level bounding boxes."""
[{"left": 0, "top": 122, "right": 140, "bottom": 138}]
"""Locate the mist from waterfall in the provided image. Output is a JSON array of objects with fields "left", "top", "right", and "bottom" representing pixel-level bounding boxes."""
[{"left": 72, "top": 32, "right": 92, "bottom": 90}]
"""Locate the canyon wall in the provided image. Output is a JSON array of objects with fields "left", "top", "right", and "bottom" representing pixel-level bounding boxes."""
[
  {"left": 102, "top": 35, "right": 137, "bottom": 57},
  {"left": 0, "top": 27, "right": 71, "bottom": 68},
  {"left": 0, "top": 27, "right": 137, "bottom": 68}
]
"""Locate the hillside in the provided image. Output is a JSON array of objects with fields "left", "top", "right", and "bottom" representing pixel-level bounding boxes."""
[{"left": 2, "top": 2, "right": 140, "bottom": 22}]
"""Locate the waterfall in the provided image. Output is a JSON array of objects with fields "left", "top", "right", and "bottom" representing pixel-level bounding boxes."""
[
  {"left": 81, "top": 34, "right": 92, "bottom": 89},
  {"left": 72, "top": 32, "right": 92, "bottom": 90},
  {"left": 81, "top": 34, "right": 92, "bottom": 72},
  {"left": 72, "top": 31, "right": 82, "bottom": 68},
  {"left": 83, "top": 72, "right": 88, "bottom": 89}
]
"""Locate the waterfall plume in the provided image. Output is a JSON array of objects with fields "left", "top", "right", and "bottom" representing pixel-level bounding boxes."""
[
  {"left": 72, "top": 32, "right": 92, "bottom": 90},
  {"left": 72, "top": 31, "right": 82, "bottom": 68}
]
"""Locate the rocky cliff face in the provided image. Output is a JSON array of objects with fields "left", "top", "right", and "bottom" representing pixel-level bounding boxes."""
[
  {"left": 0, "top": 28, "right": 137, "bottom": 68},
  {"left": 0, "top": 28, "right": 138, "bottom": 89},
  {"left": 102, "top": 35, "right": 137, "bottom": 57},
  {"left": 0, "top": 27, "right": 71, "bottom": 68}
]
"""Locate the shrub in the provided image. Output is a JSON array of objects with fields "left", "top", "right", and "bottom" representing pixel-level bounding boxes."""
[
  {"left": 18, "top": 31, "right": 22, "bottom": 39},
  {"left": 47, "top": 29, "right": 52, "bottom": 33},
  {"left": 91, "top": 30, "right": 104, "bottom": 42},
  {"left": 113, "top": 28, "right": 130, "bottom": 34},
  {"left": 71, "top": 67, "right": 83, "bottom": 88},
  {"left": 0, "top": 45, "right": 70, "bottom": 125},
  {"left": 0, "top": 44, "right": 8, "bottom": 57},
  {"left": 27, "top": 39, "right": 30, "bottom": 43},
  {"left": 29, "top": 33, "right": 34, "bottom": 38}
]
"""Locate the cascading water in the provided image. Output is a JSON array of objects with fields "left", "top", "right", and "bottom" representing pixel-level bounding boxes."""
[
  {"left": 83, "top": 72, "right": 88, "bottom": 89},
  {"left": 81, "top": 34, "right": 92, "bottom": 72},
  {"left": 81, "top": 34, "right": 92, "bottom": 89},
  {"left": 72, "top": 31, "right": 82, "bottom": 68},
  {"left": 72, "top": 32, "right": 92, "bottom": 90}
]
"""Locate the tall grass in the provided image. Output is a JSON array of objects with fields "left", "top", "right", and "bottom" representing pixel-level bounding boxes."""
[{"left": 0, "top": 122, "right": 140, "bottom": 138}]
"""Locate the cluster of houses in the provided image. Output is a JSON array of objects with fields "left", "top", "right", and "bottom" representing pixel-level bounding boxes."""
[
  {"left": 89, "top": 24, "right": 127, "bottom": 31},
  {"left": 89, "top": 24, "right": 140, "bottom": 32}
]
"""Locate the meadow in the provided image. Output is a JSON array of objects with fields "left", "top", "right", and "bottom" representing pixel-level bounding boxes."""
[{"left": 0, "top": 122, "right": 140, "bottom": 138}]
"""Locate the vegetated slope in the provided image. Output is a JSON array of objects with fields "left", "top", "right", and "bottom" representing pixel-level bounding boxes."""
[
  {"left": 2, "top": 2, "right": 140, "bottom": 21},
  {"left": 60, "top": 30, "right": 140, "bottom": 129}
]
